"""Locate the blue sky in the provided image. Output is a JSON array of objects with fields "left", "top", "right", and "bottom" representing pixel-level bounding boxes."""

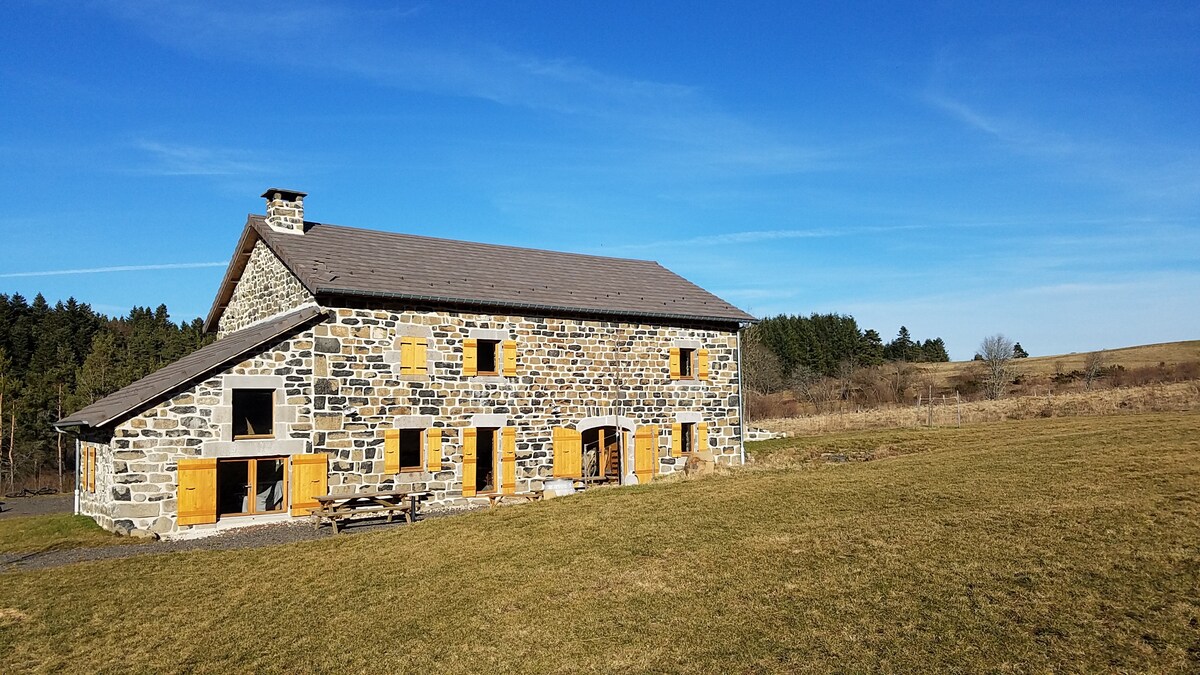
[{"left": 1, "top": 1, "right": 1198, "bottom": 359}]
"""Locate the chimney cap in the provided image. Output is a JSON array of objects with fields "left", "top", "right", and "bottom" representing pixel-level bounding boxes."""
[{"left": 260, "top": 188, "right": 308, "bottom": 201}]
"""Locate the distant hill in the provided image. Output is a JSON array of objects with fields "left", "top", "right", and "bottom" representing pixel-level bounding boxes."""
[{"left": 920, "top": 340, "right": 1200, "bottom": 386}]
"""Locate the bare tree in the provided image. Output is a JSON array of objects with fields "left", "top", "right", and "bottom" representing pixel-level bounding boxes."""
[
  {"left": 980, "top": 334, "right": 1014, "bottom": 400},
  {"left": 1083, "top": 350, "right": 1106, "bottom": 391},
  {"left": 741, "top": 328, "right": 784, "bottom": 395}
]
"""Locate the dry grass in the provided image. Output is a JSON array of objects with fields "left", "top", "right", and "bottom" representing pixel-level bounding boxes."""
[
  {"left": 758, "top": 381, "right": 1200, "bottom": 436},
  {"left": 921, "top": 339, "right": 1200, "bottom": 387},
  {"left": 2, "top": 413, "right": 1200, "bottom": 672},
  {"left": 0, "top": 514, "right": 138, "bottom": 555}
]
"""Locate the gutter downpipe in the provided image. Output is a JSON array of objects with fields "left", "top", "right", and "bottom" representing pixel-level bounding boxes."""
[{"left": 74, "top": 436, "right": 80, "bottom": 515}]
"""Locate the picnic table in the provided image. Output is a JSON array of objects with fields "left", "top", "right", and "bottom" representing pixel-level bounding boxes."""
[
  {"left": 311, "top": 490, "right": 429, "bottom": 534},
  {"left": 483, "top": 492, "right": 543, "bottom": 508}
]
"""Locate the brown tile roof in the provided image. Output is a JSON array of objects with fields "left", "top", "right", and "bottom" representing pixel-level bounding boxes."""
[
  {"left": 57, "top": 307, "right": 325, "bottom": 430},
  {"left": 205, "top": 216, "right": 754, "bottom": 330}
]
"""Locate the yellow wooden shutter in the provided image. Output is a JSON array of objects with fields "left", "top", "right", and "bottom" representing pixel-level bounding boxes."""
[
  {"left": 426, "top": 427, "right": 442, "bottom": 472},
  {"left": 462, "top": 428, "right": 477, "bottom": 497},
  {"left": 88, "top": 446, "right": 97, "bottom": 492},
  {"left": 698, "top": 422, "right": 709, "bottom": 453},
  {"left": 384, "top": 429, "right": 400, "bottom": 474},
  {"left": 698, "top": 349, "right": 709, "bottom": 380},
  {"left": 552, "top": 427, "right": 583, "bottom": 478},
  {"left": 413, "top": 337, "right": 428, "bottom": 375},
  {"left": 634, "top": 426, "right": 657, "bottom": 484},
  {"left": 501, "top": 427, "right": 517, "bottom": 494},
  {"left": 290, "top": 453, "right": 328, "bottom": 516},
  {"left": 503, "top": 340, "right": 518, "bottom": 376},
  {"left": 463, "top": 339, "right": 478, "bottom": 377},
  {"left": 669, "top": 347, "right": 681, "bottom": 379},
  {"left": 399, "top": 336, "right": 414, "bottom": 374},
  {"left": 177, "top": 457, "right": 217, "bottom": 525},
  {"left": 671, "top": 422, "right": 683, "bottom": 457}
]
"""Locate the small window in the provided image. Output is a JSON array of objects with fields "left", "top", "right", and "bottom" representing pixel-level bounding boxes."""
[
  {"left": 678, "top": 348, "right": 696, "bottom": 379},
  {"left": 232, "top": 389, "right": 274, "bottom": 439},
  {"left": 476, "top": 339, "right": 500, "bottom": 375},
  {"left": 398, "top": 429, "right": 423, "bottom": 472},
  {"left": 680, "top": 422, "right": 696, "bottom": 454}
]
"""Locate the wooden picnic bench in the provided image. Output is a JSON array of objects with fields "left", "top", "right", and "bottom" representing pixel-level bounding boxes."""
[
  {"left": 311, "top": 490, "right": 430, "bottom": 534},
  {"left": 483, "top": 492, "right": 543, "bottom": 508}
]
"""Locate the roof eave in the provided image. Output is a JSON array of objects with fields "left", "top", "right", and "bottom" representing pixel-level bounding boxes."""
[{"left": 316, "top": 286, "right": 755, "bottom": 326}]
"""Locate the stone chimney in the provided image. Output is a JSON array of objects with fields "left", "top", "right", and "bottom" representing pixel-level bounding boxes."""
[{"left": 261, "top": 188, "right": 307, "bottom": 234}]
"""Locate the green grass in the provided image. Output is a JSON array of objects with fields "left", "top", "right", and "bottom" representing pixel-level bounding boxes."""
[
  {"left": 3, "top": 412, "right": 1200, "bottom": 672},
  {"left": 0, "top": 514, "right": 137, "bottom": 555}
]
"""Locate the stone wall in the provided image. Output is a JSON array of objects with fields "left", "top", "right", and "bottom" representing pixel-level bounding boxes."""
[
  {"left": 82, "top": 306, "right": 742, "bottom": 537},
  {"left": 216, "top": 240, "right": 315, "bottom": 337}
]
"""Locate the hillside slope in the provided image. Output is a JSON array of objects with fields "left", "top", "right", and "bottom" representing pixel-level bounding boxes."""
[{"left": 2, "top": 413, "right": 1199, "bottom": 672}]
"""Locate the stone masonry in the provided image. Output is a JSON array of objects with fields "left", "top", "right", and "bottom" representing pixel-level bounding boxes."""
[
  {"left": 78, "top": 243, "right": 743, "bottom": 537},
  {"left": 217, "top": 240, "right": 315, "bottom": 337}
]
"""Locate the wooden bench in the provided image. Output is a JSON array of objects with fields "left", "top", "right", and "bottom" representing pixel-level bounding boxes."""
[
  {"left": 311, "top": 490, "right": 429, "bottom": 534},
  {"left": 483, "top": 492, "right": 543, "bottom": 508}
]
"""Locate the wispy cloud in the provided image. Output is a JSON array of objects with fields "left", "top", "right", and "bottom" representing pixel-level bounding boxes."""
[
  {"left": 133, "top": 140, "right": 275, "bottom": 176},
  {"left": 605, "top": 224, "right": 927, "bottom": 252},
  {"left": 0, "top": 262, "right": 226, "bottom": 278}
]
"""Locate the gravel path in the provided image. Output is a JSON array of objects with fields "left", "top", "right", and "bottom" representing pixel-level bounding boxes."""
[
  {"left": 1, "top": 507, "right": 481, "bottom": 573},
  {"left": 0, "top": 494, "right": 73, "bottom": 518}
]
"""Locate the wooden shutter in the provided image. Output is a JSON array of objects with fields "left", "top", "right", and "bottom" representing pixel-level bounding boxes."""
[
  {"left": 426, "top": 428, "right": 442, "bottom": 472},
  {"left": 400, "top": 337, "right": 414, "bottom": 374},
  {"left": 698, "top": 349, "right": 709, "bottom": 380},
  {"left": 503, "top": 340, "right": 518, "bottom": 377},
  {"left": 463, "top": 339, "right": 478, "bottom": 377},
  {"left": 501, "top": 427, "right": 517, "bottom": 494},
  {"left": 413, "top": 337, "right": 428, "bottom": 374},
  {"left": 290, "top": 453, "right": 328, "bottom": 516},
  {"left": 698, "top": 422, "right": 709, "bottom": 453},
  {"left": 462, "top": 428, "right": 477, "bottom": 497},
  {"left": 671, "top": 422, "right": 683, "bottom": 457},
  {"left": 88, "top": 446, "right": 97, "bottom": 492},
  {"left": 177, "top": 458, "right": 217, "bottom": 525},
  {"left": 669, "top": 347, "right": 681, "bottom": 379},
  {"left": 552, "top": 427, "right": 582, "bottom": 478},
  {"left": 634, "top": 426, "right": 657, "bottom": 484},
  {"left": 384, "top": 429, "right": 400, "bottom": 474}
]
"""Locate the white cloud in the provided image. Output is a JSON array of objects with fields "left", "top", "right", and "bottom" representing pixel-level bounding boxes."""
[{"left": 0, "top": 262, "right": 226, "bottom": 278}]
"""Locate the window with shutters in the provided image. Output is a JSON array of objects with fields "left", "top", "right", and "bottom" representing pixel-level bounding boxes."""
[
  {"left": 232, "top": 389, "right": 274, "bottom": 439},
  {"left": 670, "top": 346, "right": 708, "bottom": 381},
  {"left": 399, "top": 336, "right": 429, "bottom": 375}
]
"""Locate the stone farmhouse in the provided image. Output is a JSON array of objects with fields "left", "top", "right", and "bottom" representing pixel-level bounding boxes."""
[{"left": 56, "top": 189, "right": 755, "bottom": 538}]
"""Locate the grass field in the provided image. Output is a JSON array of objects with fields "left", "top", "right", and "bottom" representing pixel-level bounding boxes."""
[
  {"left": 3, "top": 413, "right": 1200, "bottom": 672},
  {"left": 0, "top": 514, "right": 135, "bottom": 555}
]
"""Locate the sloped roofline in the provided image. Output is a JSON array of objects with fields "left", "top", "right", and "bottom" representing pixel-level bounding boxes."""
[
  {"left": 204, "top": 216, "right": 756, "bottom": 333},
  {"left": 57, "top": 306, "right": 326, "bottom": 431}
]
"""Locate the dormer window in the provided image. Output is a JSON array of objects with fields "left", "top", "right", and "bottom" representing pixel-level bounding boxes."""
[{"left": 232, "top": 389, "right": 274, "bottom": 439}]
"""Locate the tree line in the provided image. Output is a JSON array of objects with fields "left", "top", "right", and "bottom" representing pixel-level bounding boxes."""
[{"left": 0, "top": 293, "right": 212, "bottom": 491}]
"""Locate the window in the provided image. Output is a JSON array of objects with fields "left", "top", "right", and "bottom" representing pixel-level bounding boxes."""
[
  {"left": 464, "top": 337, "right": 517, "bottom": 377},
  {"left": 679, "top": 422, "right": 696, "bottom": 454},
  {"left": 385, "top": 428, "right": 443, "bottom": 474},
  {"left": 476, "top": 339, "right": 500, "bottom": 375},
  {"left": 216, "top": 457, "right": 287, "bottom": 516},
  {"left": 670, "top": 346, "right": 709, "bottom": 381},
  {"left": 232, "top": 389, "right": 274, "bottom": 439},
  {"left": 398, "top": 429, "right": 423, "bottom": 472},
  {"left": 679, "top": 348, "right": 696, "bottom": 378},
  {"left": 399, "top": 336, "right": 429, "bottom": 375}
]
